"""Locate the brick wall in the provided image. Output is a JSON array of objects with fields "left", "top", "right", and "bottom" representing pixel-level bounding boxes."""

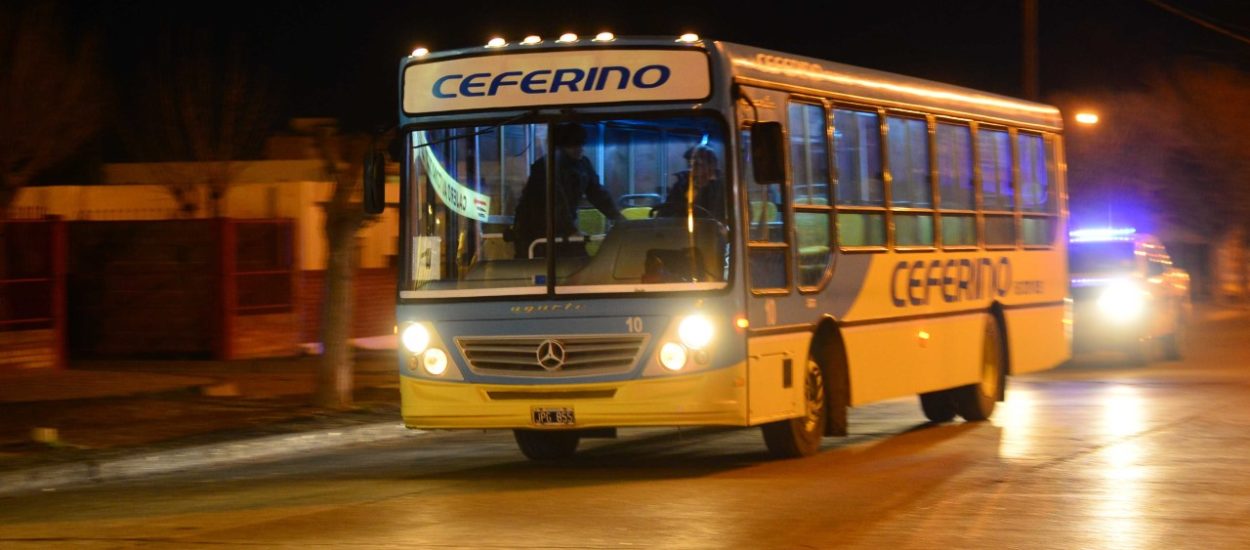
[
  {"left": 299, "top": 267, "right": 396, "bottom": 343},
  {"left": 232, "top": 312, "right": 301, "bottom": 358}
]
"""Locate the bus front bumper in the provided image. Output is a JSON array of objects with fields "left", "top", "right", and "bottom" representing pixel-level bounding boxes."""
[{"left": 400, "top": 365, "right": 748, "bottom": 430}]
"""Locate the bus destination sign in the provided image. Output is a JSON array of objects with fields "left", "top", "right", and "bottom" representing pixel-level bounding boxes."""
[{"left": 403, "top": 49, "right": 711, "bottom": 114}]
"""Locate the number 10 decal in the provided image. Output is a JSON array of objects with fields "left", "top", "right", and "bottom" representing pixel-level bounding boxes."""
[{"left": 625, "top": 317, "right": 643, "bottom": 333}]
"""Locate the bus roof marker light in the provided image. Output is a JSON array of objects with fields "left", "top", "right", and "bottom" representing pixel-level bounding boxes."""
[
  {"left": 410, "top": 47, "right": 429, "bottom": 58},
  {"left": 557, "top": 33, "right": 578, "bottom": 43},
  {"left": 486, "top": 37, "right": 507, "bottom": 48},
  {"left": 521, "top": 35, "right": 542, "bottom": 45},
  {"left": 593, "top": 32, "right": 615, "bottom": 42},
  {"left": 677, "top": 33, "right": 700, "bottom": 43}
]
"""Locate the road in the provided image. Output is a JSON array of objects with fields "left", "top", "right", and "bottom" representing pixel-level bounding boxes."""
[{"left": 2, "top": 308, "right": 1248, "bottom": 549}]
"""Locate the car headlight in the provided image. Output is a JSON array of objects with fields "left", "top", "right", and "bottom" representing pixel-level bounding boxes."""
[
  {"left": 677, "top": 315, "right": 714, "bottom": 350},
  {"left": 401, "top": 323, "right": 431, "bottom": 354},
  {"left": 1096, "top": 282, "right": 1146, "bottom": 322}
]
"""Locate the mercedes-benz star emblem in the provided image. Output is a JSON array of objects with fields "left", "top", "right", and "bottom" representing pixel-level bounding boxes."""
[{"left": 536, "top": 339, "right": 567, "bottom": 371}]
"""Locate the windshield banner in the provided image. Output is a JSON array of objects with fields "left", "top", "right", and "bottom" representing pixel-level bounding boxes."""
[
  {"left": 403, "top": 49, "right": 710, "bottom": 114},
  {"left": 415, "top": 132, "right": 492, "bottom": 222}
]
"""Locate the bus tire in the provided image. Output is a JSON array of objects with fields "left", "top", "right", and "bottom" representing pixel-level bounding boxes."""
[
  {"left": 954, "top": 315, "right": 1005, "bottom": 422},
  {"left": 761, "top": 357, "right": 826, "bottom": 458},
  {"left": 919, "top": 389, "right": 957, "bottom": 423},
  {"left": 513, "top": 429, "right": 580, "bottom": 460}
]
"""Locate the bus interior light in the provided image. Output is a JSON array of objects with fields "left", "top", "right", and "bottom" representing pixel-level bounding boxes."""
[
  {"left": 659, "top": 342, "right": 688, "bottom": 371},
  {"left": 422, "top": 348, "right": 449, "bottom": 376},
  {"left": 401, "top": 323, "right": 431, "bottom": 354},
  {"left": 678, "top": 315, "right": 714, "bottom": 350}
]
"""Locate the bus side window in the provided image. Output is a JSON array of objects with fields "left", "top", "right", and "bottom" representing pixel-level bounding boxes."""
[
  {"left": 742, "top": 126, "right": 789, "bottom": 291},
  {"left": 789, "top": 101, "right": 833, "bottom": 288},
  {"left": 834, "top": 108, "right": 886, "bottom": 247},
  {"left": 978, "top": 126, "right": 1016, "bottom": 247}
]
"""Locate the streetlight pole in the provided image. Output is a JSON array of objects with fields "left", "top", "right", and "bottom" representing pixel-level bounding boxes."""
[{"left": 1022, "top": 0, "right": 1039, "bottom": 100}]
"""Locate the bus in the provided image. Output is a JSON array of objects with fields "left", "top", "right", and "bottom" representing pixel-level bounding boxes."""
[{"left": 363, "top": 34, "right": 1070, "bottom": 460}]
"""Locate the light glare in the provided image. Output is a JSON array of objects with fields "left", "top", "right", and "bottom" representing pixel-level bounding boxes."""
[
  {"left": 1075, "top": 112, "right": 1100, "bottom": 124},
  {"left": 678, "top": 315, "right": 714, "bottom": 350},
  {"left": 401, "top": 323, "right": 431, "bottom": 354}
]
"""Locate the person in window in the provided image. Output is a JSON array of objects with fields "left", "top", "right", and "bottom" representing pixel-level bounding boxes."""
[
  {"left": 654, "top": 145, "right": 725, "bottom": 220},
  {"left": 510, "top": 122, "right": 623, "bottom": 258}
]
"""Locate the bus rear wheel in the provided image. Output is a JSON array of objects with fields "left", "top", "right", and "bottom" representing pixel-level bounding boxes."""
[
  {"left": 919, "top": 389, "right": 957, "bottom": 423},
  {"left": 953, "top": 317, "right": 1004, "bottom": 422},
  {"left": 513, "top": 429, "right": 580, "bottom": 460},
  {"left": 762, "top": 358, "right": 826, "bottom": 458}
]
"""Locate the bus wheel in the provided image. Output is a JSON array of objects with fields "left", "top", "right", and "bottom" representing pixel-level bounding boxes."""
[
  {"left": 762, "top": 357, "right": 826, "bottom": 458},
  {"left": 919, "top": 389, "right": 957, "bottom": 423},
  {"left": 513, "top": 429, "right": 580, "bottom": 460},
  {"left": 954, "top": 317, "right": 1004, "bottom": 422}
]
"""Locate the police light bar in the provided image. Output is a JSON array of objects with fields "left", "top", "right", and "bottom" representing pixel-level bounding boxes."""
[{"left": 1069, "top": 227, "right": 1136, "bottom": 242}]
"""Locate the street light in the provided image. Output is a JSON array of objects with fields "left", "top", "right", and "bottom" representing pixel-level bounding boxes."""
[{"left": 1075, "top": 112, "right": 1100, "bottom": 125}]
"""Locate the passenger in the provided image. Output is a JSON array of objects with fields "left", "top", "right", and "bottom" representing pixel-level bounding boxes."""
[
  {"left": 510, "top": 122, "right": 623, "bottom": 258},
  {"left": 654, "top": 145, "right": 725, "bottom": 220}
]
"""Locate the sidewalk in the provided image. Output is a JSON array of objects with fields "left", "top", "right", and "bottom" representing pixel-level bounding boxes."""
[{"left": 0, "top": 347, "right": 415, "bottom": 496}]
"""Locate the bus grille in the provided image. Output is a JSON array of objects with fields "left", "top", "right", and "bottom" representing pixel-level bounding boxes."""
[{"left": 455, "top": 334, "right": 649, "bottom": 377}]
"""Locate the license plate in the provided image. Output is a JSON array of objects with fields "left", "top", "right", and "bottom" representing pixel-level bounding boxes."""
[{"left": 531, "top": 407, "right": 575, "bottom": 426}]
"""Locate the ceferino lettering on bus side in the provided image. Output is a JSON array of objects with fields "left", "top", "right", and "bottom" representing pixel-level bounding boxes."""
[
  {"left": 890, "top": 257, "right": 1013, "bottom": 307},
  {"left": 431, "top": 65, "right": 673, "bottom": 99}
]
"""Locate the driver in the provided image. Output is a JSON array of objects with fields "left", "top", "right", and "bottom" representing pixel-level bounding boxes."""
[{"left": 655, "top": 145, "right": 725, "bottom": 219}]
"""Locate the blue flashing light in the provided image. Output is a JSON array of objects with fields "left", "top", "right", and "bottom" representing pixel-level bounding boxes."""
[{"left": 1069, "top": 227, "right": 1136, "bottom": 243}]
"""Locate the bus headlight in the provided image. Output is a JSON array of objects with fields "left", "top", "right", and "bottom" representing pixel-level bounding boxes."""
[
  {"left": 678, "top": 315, "right": 714, "bottom": 350},
  {"left": 422, "top": 348, "right": 449, "bottom": 376},
  {"left": 401, "top": 323, "right": 431, "bottom": 354},
  {"left": 659, "top": 342, "right": 688, "bottom": 371},
  {"left": 1097, "top": 282, "right": 1146, "bottom": 322}
]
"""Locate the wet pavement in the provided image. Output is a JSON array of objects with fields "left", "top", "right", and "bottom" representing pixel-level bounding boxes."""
[{"left": 1, "top": 305, "right": 1249, "bottom": 549}]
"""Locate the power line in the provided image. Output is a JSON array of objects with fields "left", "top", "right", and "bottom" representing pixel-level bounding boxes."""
[{"left": 1145, "top": 0, "right": 1250, "bottom": 47}]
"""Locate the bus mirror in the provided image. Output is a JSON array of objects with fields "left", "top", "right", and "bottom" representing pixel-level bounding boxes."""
[
  {"left": 363, "top": 150, "right": 386, "bottom": 214},
  {"left": 750, "top": 122, "right": 786, "bottom": 184}
]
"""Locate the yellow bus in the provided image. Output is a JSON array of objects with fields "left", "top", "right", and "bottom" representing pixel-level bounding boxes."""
[{"left": 363, "top": 35, "right": 1070, "bottom": 459}]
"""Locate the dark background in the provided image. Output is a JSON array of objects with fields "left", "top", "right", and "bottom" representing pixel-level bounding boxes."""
[{"left": 60, "top": 0, "right": 1250, "bottom": 151}]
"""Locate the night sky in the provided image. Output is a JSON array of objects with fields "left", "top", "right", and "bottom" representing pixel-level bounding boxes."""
[{"left": 57, "top": 0, "right": 1250, "bottom": 158}]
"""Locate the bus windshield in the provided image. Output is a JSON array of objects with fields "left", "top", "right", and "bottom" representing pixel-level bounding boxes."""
[
  {"left": 1069, "top": 240, "right": 1136, "bottom": 275},
  {"left": 404, "top": 115, "right": 730, "bottom": 297}
]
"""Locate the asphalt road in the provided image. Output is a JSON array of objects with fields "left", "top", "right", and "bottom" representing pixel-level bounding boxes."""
[{"left": 1, "top": 308, "right": 1248, "bottom": 549}]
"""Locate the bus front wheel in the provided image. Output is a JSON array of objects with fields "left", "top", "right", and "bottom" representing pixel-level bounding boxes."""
[
  {"left": 762, "top": 357, "right": 826, "bottom": 458},
  {"left": 513, "top": 429, "right": 580, "bottom": 460},
  {"left": 953, "top": 317, "right": 1005, "bottom": 421}
]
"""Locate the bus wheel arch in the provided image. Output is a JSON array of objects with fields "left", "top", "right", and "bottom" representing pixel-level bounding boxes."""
[
  {"left": 953, "top": 305, "right": 1008, "bottom": 421},
  {"left": 813, "top": 317, "right": 850, "bottom": 437},
  {"left": 989, "top": 302, "right": 1010, "bottom": 401}
]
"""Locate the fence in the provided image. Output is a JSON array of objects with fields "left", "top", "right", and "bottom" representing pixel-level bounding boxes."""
[{"left": 0, "top": 218, "right": 66, "bottom": 370}]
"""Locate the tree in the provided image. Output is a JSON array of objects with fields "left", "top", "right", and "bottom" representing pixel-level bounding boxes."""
[
  {"left": 121, "top": 29, "right": 275, "bottom": 217},
  {"left": 0, "top": 1, "right": 100, "bottom": 218},
  {"left": 309, "top": 122, "right": 377, "bottom": 409},
  {"left": 1055, "top": 59, "right": 1250, "bottom": 301}
]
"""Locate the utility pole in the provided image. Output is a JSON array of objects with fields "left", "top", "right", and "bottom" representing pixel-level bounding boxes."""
[{"left": 1022, "top": 0, "right": 1040, "bottom": 100}]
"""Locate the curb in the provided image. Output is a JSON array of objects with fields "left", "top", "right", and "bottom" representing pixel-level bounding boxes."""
[{"left": 0, "top": 422, "right": 424, "bottom": 497}]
